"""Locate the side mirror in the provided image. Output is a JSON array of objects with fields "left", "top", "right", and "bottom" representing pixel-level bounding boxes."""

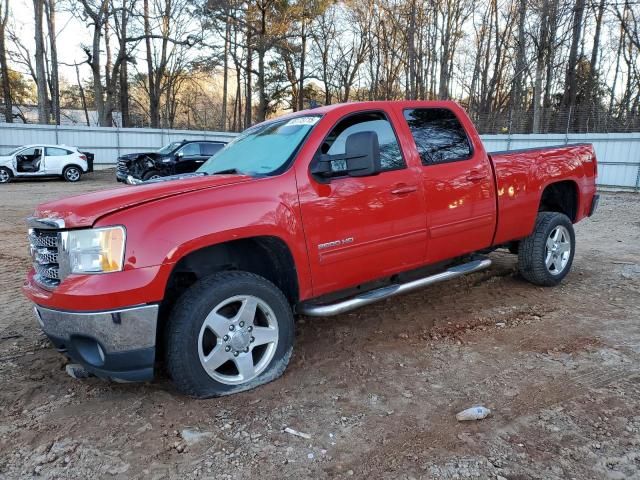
[
  {"left": 344, "top": 131, "right": 381, "bottom": 177},
  {"left": 176, "top": 151, "right": 184, "bottom": 158},
  {"left": 310, "top": 131, "right": 381, "bottom": 181}
]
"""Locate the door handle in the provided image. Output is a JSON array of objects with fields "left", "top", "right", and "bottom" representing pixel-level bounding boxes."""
[
  {"left": 391, "top": 185, "right": 418, "bottom": 195},
  {"left": 466, "top": 170, "right": 487, "bottom": 182}
]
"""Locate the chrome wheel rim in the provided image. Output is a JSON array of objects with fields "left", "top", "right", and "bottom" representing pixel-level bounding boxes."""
[
  {"left": 545, "top": 225, "right": 571, "bottom": 275},
  {"left": 0, "top": 169, "right": 9, "bottom": 183},
  {"left": 148, "top": 174, "right": 160, "bottom": 180},
  {"left": 198, "top": 295, "right": 279, "bottom": 385},
  {"left": 66, "top": 168, "right": 80, "bottom": 181}
]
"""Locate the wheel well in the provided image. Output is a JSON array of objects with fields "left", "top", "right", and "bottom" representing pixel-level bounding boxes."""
[
  {"left": 539, "top": 181, "right": 578, "bottom": 222},
  {"left": 162, "top": 236, "right": 299, "bottom": 310},
  {"left": 64, "top": 164, "right": 83, "bottom": 173}
]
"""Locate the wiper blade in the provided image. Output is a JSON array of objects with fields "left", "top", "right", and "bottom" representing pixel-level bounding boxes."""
[{"left": 210, "top": 168, "right": 241, "bottom": 175}]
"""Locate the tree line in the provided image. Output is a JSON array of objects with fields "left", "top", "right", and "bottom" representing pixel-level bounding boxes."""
[{"left": 0, "top": 0, "right": 639, "bottom": 133}]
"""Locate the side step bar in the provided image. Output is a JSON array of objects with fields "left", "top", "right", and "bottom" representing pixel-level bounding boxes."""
[{"left": 298, "top": 258, "right": 492, "bottom": 317}]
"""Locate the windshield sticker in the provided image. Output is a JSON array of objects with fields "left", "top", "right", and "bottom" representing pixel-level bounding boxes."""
[{"left": 285, "top": 116, "right": 320, "bottom": 126}]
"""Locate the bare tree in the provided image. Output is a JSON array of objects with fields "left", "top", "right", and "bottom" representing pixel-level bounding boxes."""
[
  {"left": 33, "top": 0, "right": 50, "bottom": 123},
  {"left": 0, "top": 0, "right": 11, "bottom": 122}
]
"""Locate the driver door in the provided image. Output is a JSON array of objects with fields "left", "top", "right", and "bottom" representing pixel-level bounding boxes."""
[
  {"left": 175, "top": 143, "right": 202, "bottom": 173},
  {"left": 296, "top": 110, "right": 427, "bottom": 296},
  {"left": 15, "top": 147, "right": 43, "bottom": 174}
]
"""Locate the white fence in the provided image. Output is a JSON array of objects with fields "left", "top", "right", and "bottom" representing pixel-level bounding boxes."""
[{"left": 0, "top": 123, "right": 638, "bottom": 189}]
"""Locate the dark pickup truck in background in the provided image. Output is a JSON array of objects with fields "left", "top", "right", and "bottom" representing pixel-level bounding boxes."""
[{"left": 116, "top": 139, "right": 227, "bottom": 183}]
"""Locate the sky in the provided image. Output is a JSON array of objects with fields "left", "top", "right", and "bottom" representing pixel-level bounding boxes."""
[{"left": 10, "top": 0, "right": 95, "bottom": 83}]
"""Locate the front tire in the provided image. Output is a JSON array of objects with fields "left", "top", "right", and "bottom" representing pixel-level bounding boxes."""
[
  {"left": 165, "top": 271, "right": 294, "bottom": 398},
  {"left": 142, "top": 170, "right": 161, "bottom": 181},
  {"left": 517, "top": 212, "right": 575, "bottom": 286},
  {"left": 63, "top": 165, "right": 82, "bottom": 182},
  {"left": 0, "top": 167, "right": 12, "bottom": 184}
]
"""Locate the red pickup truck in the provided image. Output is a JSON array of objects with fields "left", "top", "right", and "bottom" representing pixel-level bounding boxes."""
[{"left": 24, "top": 101, "right": 598, "bottom": 397}]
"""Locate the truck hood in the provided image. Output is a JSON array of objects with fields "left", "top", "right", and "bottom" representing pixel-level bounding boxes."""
[{"left": 33, "top": 174, "right": 253, "bottom": 228}]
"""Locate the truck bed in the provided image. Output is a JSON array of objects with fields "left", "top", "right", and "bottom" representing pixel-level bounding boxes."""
[{"left": 489, "top": 143, "right": 598, "bottom": 245}]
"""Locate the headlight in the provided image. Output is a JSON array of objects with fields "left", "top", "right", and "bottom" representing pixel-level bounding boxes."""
[{"left": 60, "top": 226, "right": 126, "bottom": 274}]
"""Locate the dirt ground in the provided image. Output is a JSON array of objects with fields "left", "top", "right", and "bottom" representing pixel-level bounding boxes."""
[{"left": 0, "top": 170, "right": 639, "bottom": 479}]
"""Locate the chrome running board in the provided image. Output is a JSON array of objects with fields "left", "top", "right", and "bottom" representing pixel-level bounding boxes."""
[{"left": 298, "top": 258, "right": 492, "bottom": 317}]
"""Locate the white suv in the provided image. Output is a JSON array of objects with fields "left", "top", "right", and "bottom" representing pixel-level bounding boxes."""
[{"left": 0, "top": 144, "right": 91, "bottom": 183}]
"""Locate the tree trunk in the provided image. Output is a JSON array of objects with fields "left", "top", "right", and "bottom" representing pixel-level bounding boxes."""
[
  {"left": 256, "top": 5, "right": 267, "bottom": 122},
  {"left": 512, "top": 0, "right": 527, "bottom": 116},
  {"left": 119, "top": 0, "right": 129, "bottom": 127},
  {"left": 562, "top": 0, "right": 586, "bottom": 115},
  {"left": 45, "top": 0, "right": 59, "bottom": 125},
  {"left": 103, "top": 14, "right": 113, "bottom": 126},
  {"left": 532, "top": 0, "right": 550, "bottom": 133},
  {"left": 0, "top": 0, "right": 12, "bottom": 123},
  {"left": 407, "top": 0, "right": 416, "bottom": 99},
  {"left": 221, "top": 19, "right": 230, "bottom": 130},
  {"left": 245, "top": 27, "right": 253, "bottom": 127},
  {"left": 33, "top": 0, "right": 50, "bottom": 123},
  {"left": 143, "top": 0, "right": 159, "bottom": 127},
  {"left": 75, "top": 63, "right": 90, "bottom": 126},
  {"left": 298, "top": 20, "right": 306, "bottom": 111},
  {"left": 609, "top": 22, "right": 625, "bottom": 116},
  {"left": 542, "top": 0, "right": 558, "bottom": 130}
]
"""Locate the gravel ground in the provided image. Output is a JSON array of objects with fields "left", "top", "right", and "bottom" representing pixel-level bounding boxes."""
[{"left": 0, "top": 171, "right": 639, "bottom": 479}]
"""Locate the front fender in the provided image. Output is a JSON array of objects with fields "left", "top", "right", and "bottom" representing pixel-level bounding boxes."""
[{"left": 94, "top": 172, "right": 313, "bottom": 300}]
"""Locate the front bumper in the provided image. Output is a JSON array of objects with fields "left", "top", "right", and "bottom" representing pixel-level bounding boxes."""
[
  {"left": 115, "top": 170, "right": 129, "bottom": 183},
  {"left": 34, "top": 304, "right": 158, "bottom": 382}
]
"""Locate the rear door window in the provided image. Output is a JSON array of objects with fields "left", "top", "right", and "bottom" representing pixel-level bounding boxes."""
[
  {"left": 45, "top": 147, "right": 72, "bottom": 156},
  {"left": 403, "top": 108, "right": 472, "bottom": 165},
  {"left": 201, "top": 143, "right": 224, "bottom": 156}
]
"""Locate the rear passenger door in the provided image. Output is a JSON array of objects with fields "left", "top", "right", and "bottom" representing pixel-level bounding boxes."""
[
  {"left": 401, "top": 108, "right": 496, "bottom": 264},
  {"left": 44, "top": 147, "right": 73, "bottom": 175}
]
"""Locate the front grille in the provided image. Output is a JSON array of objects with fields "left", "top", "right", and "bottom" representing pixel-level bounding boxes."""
[
  {"left": 117, "top": 159, "right": 129, "bottom": 174},
  {"left": 29, "top": 229, "right": 61, "bottom": 288}
]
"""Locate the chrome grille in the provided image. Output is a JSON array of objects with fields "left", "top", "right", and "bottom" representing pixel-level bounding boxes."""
[
  {"left": 28, "top": 232, "right": 58, "bottom": 247},
  {"left": 34, "top": 249, "right": 58, "bottom": 264},
  {"left": 29, "top": 229, "right": 61, "bottom": 288},
  {"left": 117, "top": 159, "right": 128, "bottom": 173}
]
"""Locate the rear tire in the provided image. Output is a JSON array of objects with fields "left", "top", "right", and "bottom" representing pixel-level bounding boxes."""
[
  {"left": 63, "top": 165, "right": 82, "bottom": 182},
  {"left": 165, "top": 271, "right": 294, "bottom": 398},
  {"left": 517, "top": 212, "right": 575, "bottom": 286},
  {"left": 0, "top": 167, "right": 11, "bottom": 184}
]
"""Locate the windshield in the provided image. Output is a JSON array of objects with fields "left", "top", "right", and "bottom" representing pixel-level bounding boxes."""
[
  {"left": 157, "top": 141, "right": 183, "bottom": 155},
  {"left": 3, "top": 147, "right": 23, "bottom": 156},
  {"left": 198, "top": 115, "right": 320, "bottom": 176}
]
